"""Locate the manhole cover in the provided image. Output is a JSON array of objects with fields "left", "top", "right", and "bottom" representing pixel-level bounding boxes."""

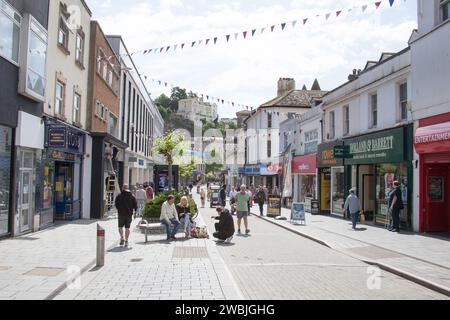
[
  {"left": 23, "top": 267, "right": 65, "bottom": 277},
  {"left": 172, "top": 247, "right": 209, "bottom": 259},
  {"left": 130, "top": 258, "right": 143, "bottom": 263}
]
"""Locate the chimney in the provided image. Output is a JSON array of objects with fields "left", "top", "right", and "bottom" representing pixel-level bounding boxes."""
[{"left": 277, "top": 78, "right": 296, "bottom": 96}]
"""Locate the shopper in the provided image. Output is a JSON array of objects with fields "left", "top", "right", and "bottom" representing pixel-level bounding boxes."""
[
  {"left": 220, "top": 185, "right": 227, "bottom": 207},
  {"left": 177, "top": 196, "right": 193, "bottom": 239},
  {"left": 229, "top": 187, "right": 237, "bottom": 204},
  {"left": 388, "top": 181, "right": 404, "bottom": 233},
  {"left": 272, "top": 185, "right": 280, "bottom": 197},
  {"left": 344, "top": 188, "right": 361, "bottom": 231},
  {"left": 160, "top": 195, "right": 181, "bottom": 241},
  {"left": 135, "top": 184, "right": 147, "bottom": 217},
  {"left": 212, "top": 206, "right": 235, "bottom": 243},
  {"left": 255, "top": 185, "right": 266, "bottom": 217},
  {"left": 236, "top": 185, "right": 251, "bottom": 235},
  {"left": 200, "top": 188, "right": 206, "bottom": 208},
  {"left": 145, "top": 183, "right": 154, "bottom": 202},
  {"left": 115, "top": 184, "right": 137, "bottom": 247}
]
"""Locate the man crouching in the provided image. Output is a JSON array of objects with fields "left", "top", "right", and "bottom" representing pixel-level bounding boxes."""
[{"left": 212, "top": 206, "right": 235, "bottom": 243}]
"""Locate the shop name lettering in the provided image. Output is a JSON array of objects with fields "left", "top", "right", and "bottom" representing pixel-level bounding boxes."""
[
  {"left": 349, "top": 136, "right": 394, "bottom": 154},
  {"left": 415, "top": 132, "right": 450, "bottom": 144}
]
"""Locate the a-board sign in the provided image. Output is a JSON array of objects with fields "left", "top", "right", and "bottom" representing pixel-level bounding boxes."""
[
  {"left": 267, "top": 196, "right": 282, "bottom": 217},
  {"left": 291, "top": 202, "right": 306, "bottom": 224}
]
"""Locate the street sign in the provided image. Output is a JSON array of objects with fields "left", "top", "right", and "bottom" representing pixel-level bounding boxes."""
[{"left": 334, "top": 145, "right": 351, "bottom": 159}]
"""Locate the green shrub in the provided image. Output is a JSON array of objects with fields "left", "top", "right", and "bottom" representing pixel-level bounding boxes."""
[{"left": 142, "top": 192, "right": 198, "bottom": 220}]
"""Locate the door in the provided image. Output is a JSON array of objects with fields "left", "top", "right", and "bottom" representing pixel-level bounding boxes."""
[
  {"left": 362, "top": 174, "right": 375, "bottom": 222},
  {"left": 55, "top": 163, "right": 74, "bottom": 217},
  {"left": 19, "top": 169, "right": 33, "bottom": 232},
  {"left": 425, "top": 165, "right": 449, "bottom": 232}
]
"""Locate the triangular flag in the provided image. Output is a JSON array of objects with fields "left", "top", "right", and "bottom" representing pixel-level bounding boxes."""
[
  {"left": 214, "top": 37, "right": 218, "bottom": 44},
  {"left": 389, "top": 0, "right": 395, "bottom": 6},
  {"left": 144, "top": 76, "right": 147, "bottom": 80},
  {"left": 375, "top": 1, "right": 381, "bottom": 9},
  {"left": 166, "top": 46, "right": 170, "bottom": 52},
  {"left": 191, "top": 41, "right": 196, "bottom": 47},
  {"left": 148, "top": 49, "right": 153, "bottom": 54},
  {"left": 174, "top": 44, "right": 178, "bottom": 50},
  {"left": 143, "top": 50, "right": 148, "bottom": 55},
  {"left": 226, "top": 35, "right": 230, "bottom": 42},
  {"left": 160, "top": 47, "right": 164, "bottom": 53},
  {"left": 303, "top": 18, "right": 308, "bottom": 25},
  {"left": 326, "top": 13, "right": 331, "bottom": 20},
  {"left": 362, "top": 5, "right": 368, "bottom": 12},
  {"left": 243, "top": 31, "right": 247, "bottom": 39},
  {"left": 164, "top": 82, "right": 167, "bottom": 87},
  {"left": 222, "top": 100, "right": 224, "bottom": 104},
  {"left": 281, "top": 23, "right": 286, "bottom": 31},
  {"left": 206, "top": 95, "right": 209, "bottom": 100},
  {"left": 181, "top": 43, "right": 185, "bottom": 49},
  {"left": 292, "top": 20, "right": 297, "bottom": 28},
  {"left": 252, "top": 29, "right": 256, "bottom": 36},
  {"left": 271, "top": 25, "right": 275, "bottom": 32},
  {"left": 234, "top": 33, "right": 239, "bottom": 40},
  {"left": 206, "top": 39, "right": 210, "bottom": 45},
  {"left": 158, "top": 81, "right": 161, "bottom": 85},
  {"left": 336, "top": 10, "right": 342, "bottom": 17},
  {"left": 261, "top": 27, "right": 266, "bottom": 34},
  {"left": 198, "top": 40, "right": 203, "bottom": 45}
]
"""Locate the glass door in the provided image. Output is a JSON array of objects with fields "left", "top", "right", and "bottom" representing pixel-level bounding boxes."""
[
  {"left": 18, "top": 150, "right": 34, "bottom": 233},
  {"left": 55, "top": 162, "right": 74, "bottom": 218}
]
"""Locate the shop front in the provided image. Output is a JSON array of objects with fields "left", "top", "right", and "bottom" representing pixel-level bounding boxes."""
[
  {"left": 344, "top": 126, "right": 413, "bottom": 229},
  {"left": 317, "top": 140, "right": 344, "bottom": 216},
  {"left": 292, "top": 153, "right": 317, "bottom": 213},
  {"left": 0, "top": 125, "right": 13, "bottom": 237},
  {"left": 39, "top": 119, "right": 86, "bottom": 224},
  {"left": 415, "top": 114, "right": 450, "bottom": 233}
]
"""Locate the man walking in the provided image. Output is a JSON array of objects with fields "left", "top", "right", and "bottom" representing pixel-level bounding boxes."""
[
  {"left": 236, "top": 185, "right": 250, "bottom": 235},
  {"left": 212, "top": 206, "right": 235, "bottom": 243},
  {"left": 255, "top": 185, "right": 266, "bottom": 216},
  {"left": 388, "top": 181, "right": 404, "bottom": 233},
  {"left": 135, "top": 184, "right": 147, "bottom": 217},
  {"left": 344, "top": 188, "right": 361, "bottom": 231},
  {"left": 115, "top": 184, "right": 137, "bottom": 247},
  {"left": 160, "top": 195, "right": 181, "bottom": 241},
  {"left": 220, "top": 185, "right": 227, "bottom": 207}
]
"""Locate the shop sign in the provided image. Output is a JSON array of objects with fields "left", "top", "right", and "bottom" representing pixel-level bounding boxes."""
[
  {"left": 304, "top": 129, "right": 319, "bottom": 154},
  {"left": 139, "top": 159, "right": 145, "bottom": 166},
  {"left": 267, "top": 196, "right": 282, "bottom": 217},
  {"left": 67, "top": 131, "right": 80, "bottom": 150},
  {"left": 291, "top": 202, "right": 306, "bottom": 224},
  {"left": 317, "top": 140, "right": 344, "bottom": 168},
  {"left": 292, "top": 154, "right": 317, "bottom": 174},
  {"left": 344, "top": 128, "right": 405, "bottom": 165},
  {"left": 414, "top": 121, "right": 450, "bottom": 154},
  {"left": 262, "top": 163, "right": 282, "bottom": 175},
  {"left": 50, "top": 150, "right": 75, "bottom": 161},
  {"left": 48, "top": 127, "right": 66, "bottom": 148},
  {"left": 244, "top": 164, "right": 261, "bottom": 176}
]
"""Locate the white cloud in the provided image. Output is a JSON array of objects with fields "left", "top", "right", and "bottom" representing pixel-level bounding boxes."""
[{"left": 86, "top": 0, "right": 417, "bottom": 118}]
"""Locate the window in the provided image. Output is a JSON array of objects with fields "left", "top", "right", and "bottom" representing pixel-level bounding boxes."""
[
  {"left": 108, "top": 112, "right": 118, "bottom": 137},
  {"left": 55, "top": 81, "right": 65, "bottom": 115},
  {"left": 442, "top": 0, "right": 450, "bottom": 21},
  {"left": 108, "top": 69, "right": 113, "bottom": 87},
  {"left": 0, "top": 0, "right": 21, "bottom": 64},
  {"left": 329, "top": 111, "right": 335, "bottom": 139},
  {"left": 73, "top": 93, "right": 81, "bottom": 124},
  {"left": 102, "top": 63, "right": 107, "bottom": 81},
  {"left": 267, "top": 139, "right": 272, "bottom": 159},
  {"left": 399, "top": 82, "right": 408, "bottom": 121},
  {"left": 97, "top": 51, "right": 103, "bottom": 74},
  {"left": 268, "top": 112, "right": 272, "bottom": 128},
  {"left": 57, "top": 3, "right": 70, "bottom": 53},
  {"left": 75, "top": 31, "right": 84, "bottom": 65},
  {"left": 370, "top": 93, "right": 378, "bottom": 127},
  {"left": 343, "top": 105, "right": 349, "bottom": 136},
  {"left": 95, "top": 100, "right": 106, "bottom": 120}
]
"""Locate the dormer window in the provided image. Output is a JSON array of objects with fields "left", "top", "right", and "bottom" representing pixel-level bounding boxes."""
[{"left": 442, "top": 0, "right": 450, "bottom": 21}]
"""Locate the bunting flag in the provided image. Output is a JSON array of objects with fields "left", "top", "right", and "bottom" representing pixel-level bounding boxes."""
[{"left": 102, "top": 0, "right": 403, "bottom": 60}]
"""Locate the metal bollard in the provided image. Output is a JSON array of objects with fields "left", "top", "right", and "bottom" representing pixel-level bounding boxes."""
[{"left": 96, "top": 224, "right": 105, "bottom": 267}]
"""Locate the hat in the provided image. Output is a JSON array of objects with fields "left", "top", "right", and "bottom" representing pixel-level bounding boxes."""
[{"left": 349, "top": 187, "right": 356, "bottom": 193}]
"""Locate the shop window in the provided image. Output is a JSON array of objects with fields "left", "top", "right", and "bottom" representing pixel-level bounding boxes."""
[
  {"left": 343, "top": 105, "right": 350, "bottom": 136},
  {"left": 75, "top": 31, "right": 84, "bottom": 66},
  {"left": 55, "top": 81, "right": 65, "bottom": 116},
  {"left": 17, "top": 14, "right": 48, "bottom": 102},
  {"left": 442, "top": 0, "right": 450, "bottom": 21},
  {"left": 370, "top": 93, "right": 378, "bottom": 128},
  {"left": 40, "top": 158, "right": 55, "bottom": 210},
  {"left": 0, "top": 0, "right": 21, "bottom": 64},
  {"left": 399, "top": 82, "right": 408, "bottom": 121},
  {"left": 0, "top": 125, "right": 12, "bottom": 235},
  {"left": 73, "top": 93, "right": 81, "bottom": 124}
]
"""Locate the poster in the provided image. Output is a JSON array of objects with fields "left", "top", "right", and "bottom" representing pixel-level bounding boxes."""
[
  {"left": 429, "top": 177, "right": 444, "bottom": 201},
  {"left": 267, "top": 197, "right": 281, "bottom": 217},
  {"left": 291, "top": 202, "right": 305, "bottom": 223}
]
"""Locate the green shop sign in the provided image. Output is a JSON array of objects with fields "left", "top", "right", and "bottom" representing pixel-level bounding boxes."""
[{"left": 344, "top": 127, "right": 405, "bottom": 165}]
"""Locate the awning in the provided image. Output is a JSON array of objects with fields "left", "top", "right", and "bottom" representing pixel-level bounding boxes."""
[
  {"left": 292, "top": 154, "right": 317, "bottom": 174},
  {"left": 415, "top": 122, "right": 450, "bottom": 154}
]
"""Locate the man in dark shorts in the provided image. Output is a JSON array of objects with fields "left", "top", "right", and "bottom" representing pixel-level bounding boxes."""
[{"left": 115, "top": 184, "right": 137, "bottom": 247}]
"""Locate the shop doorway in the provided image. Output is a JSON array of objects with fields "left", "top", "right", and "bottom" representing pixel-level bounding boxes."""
[
  {"left": 425, "top": 164, "right": 450, "bottom": 232},
  {"left": 361, "top": 174, "right": 375, "bottom": 222},
  {"left": 55, "top": 162, "right": 74, "bottom": 219},
  {"left": 18, "top": 150, "right": 34, "bottom": 233}
]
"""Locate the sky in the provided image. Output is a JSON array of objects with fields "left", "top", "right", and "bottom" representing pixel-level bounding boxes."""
[{"left": 85, "top": 0, "right": 418, "bottom": 118}]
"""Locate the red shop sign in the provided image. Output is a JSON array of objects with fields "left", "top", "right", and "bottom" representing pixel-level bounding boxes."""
[
  {"left": 292, "top": 154, "right": 317, "bottom": 174},
  {"left": 414, "top": 121, "right": 450, "bottom": 154}
]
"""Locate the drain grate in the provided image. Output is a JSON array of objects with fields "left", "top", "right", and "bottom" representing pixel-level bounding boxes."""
[
  {"left": 23, "top": 267, "right": 65, "bottom": 277},
  {"left": 172, "top": 247, "right": 209, "bottom": 259}
]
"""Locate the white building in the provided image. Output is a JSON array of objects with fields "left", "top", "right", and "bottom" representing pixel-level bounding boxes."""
[
  {"left": 244, "top": 78, "right": 326, "bottom": 191},
  {"left": 107, "top": 35, "right": 164, "bottom": 187},
  {"left": 178, "top": 98, "right": 218, "bottom": 123},
  {"left": 41, "top": 0, "right": 92, "bottom": 224},
  {"left": 409, "top": 0, "right": 450, "bottom": 233},
  {"left": 320, "top": 49, "right": 413, "bottom": 229}
]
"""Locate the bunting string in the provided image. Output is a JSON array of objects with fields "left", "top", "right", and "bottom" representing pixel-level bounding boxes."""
[{"left": 103, "top": 0, "right": 403, "bottom": 61}]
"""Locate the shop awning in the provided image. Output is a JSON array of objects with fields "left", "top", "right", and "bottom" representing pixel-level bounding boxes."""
[
  {"left": 415, "top": 122, "right": 450, "bottom": 154},
  {"left": 292, "top": 154, "right": 317, "bottom": 174}
]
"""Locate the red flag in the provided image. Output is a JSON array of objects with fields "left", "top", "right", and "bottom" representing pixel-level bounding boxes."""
[
  {"left": 243, "top": 31, "right": 247, "bottom": 39},
  {"left": 336, "top": 10, "right": 342, "bottom": 17},
  {"left": 271, "top": 25, "right": 275, "bottom": 32},
  {"left": 160, "top": 47, "right": 164, "bottom": 53},
  {"left": 181, "top": 43, "right": 185, "bottom": 49},
  {"left": 303, "top": 18, "right": 308, "bottom": 25},
  {"left": 144, "top": 76, "right": 147, "bottom": 80},
  {"left": 375, "top": 1, "right": 381, "bottom": 9},
  {"left": 206, "top": 39, "right": 210, "bottom": 45}
]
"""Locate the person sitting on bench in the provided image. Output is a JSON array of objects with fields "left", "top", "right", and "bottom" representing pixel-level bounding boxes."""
[{"left": 212, "top": 206, "right": 235, "bottom": 243}]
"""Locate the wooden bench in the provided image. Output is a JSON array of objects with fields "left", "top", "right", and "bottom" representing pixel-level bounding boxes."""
[{"left": 138, "top": 219, "right": 187, "bottom": 243}]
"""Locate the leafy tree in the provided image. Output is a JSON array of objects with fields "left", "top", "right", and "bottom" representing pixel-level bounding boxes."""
[
  {"left": 154, "top": 93, "right": 171, "bottom": 109},
  {"left": 152, "top": 131, "right": 184, "bottom": 191},
  {"left": 187, "top": 91, "right": 198, "bottom": 98},
  {"left": 169, "top": 87, "right": 188, "bottom": 111}
]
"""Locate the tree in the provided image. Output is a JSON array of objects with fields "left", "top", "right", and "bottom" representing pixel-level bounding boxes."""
[
  {"left": 169, "top": 87, "right": 188, "bottom": 112},
  {"left": 152, "top": 131, "right": 184, "bottom": 191},
  {"left": 187, "top": 91, "right": 198, "bottom": 98},
  {"left": 154, "top": 93, "right": 171, "bottom": 110},
  {"left": 179, "top": 158, "right": 197, "bottom": 185}
]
